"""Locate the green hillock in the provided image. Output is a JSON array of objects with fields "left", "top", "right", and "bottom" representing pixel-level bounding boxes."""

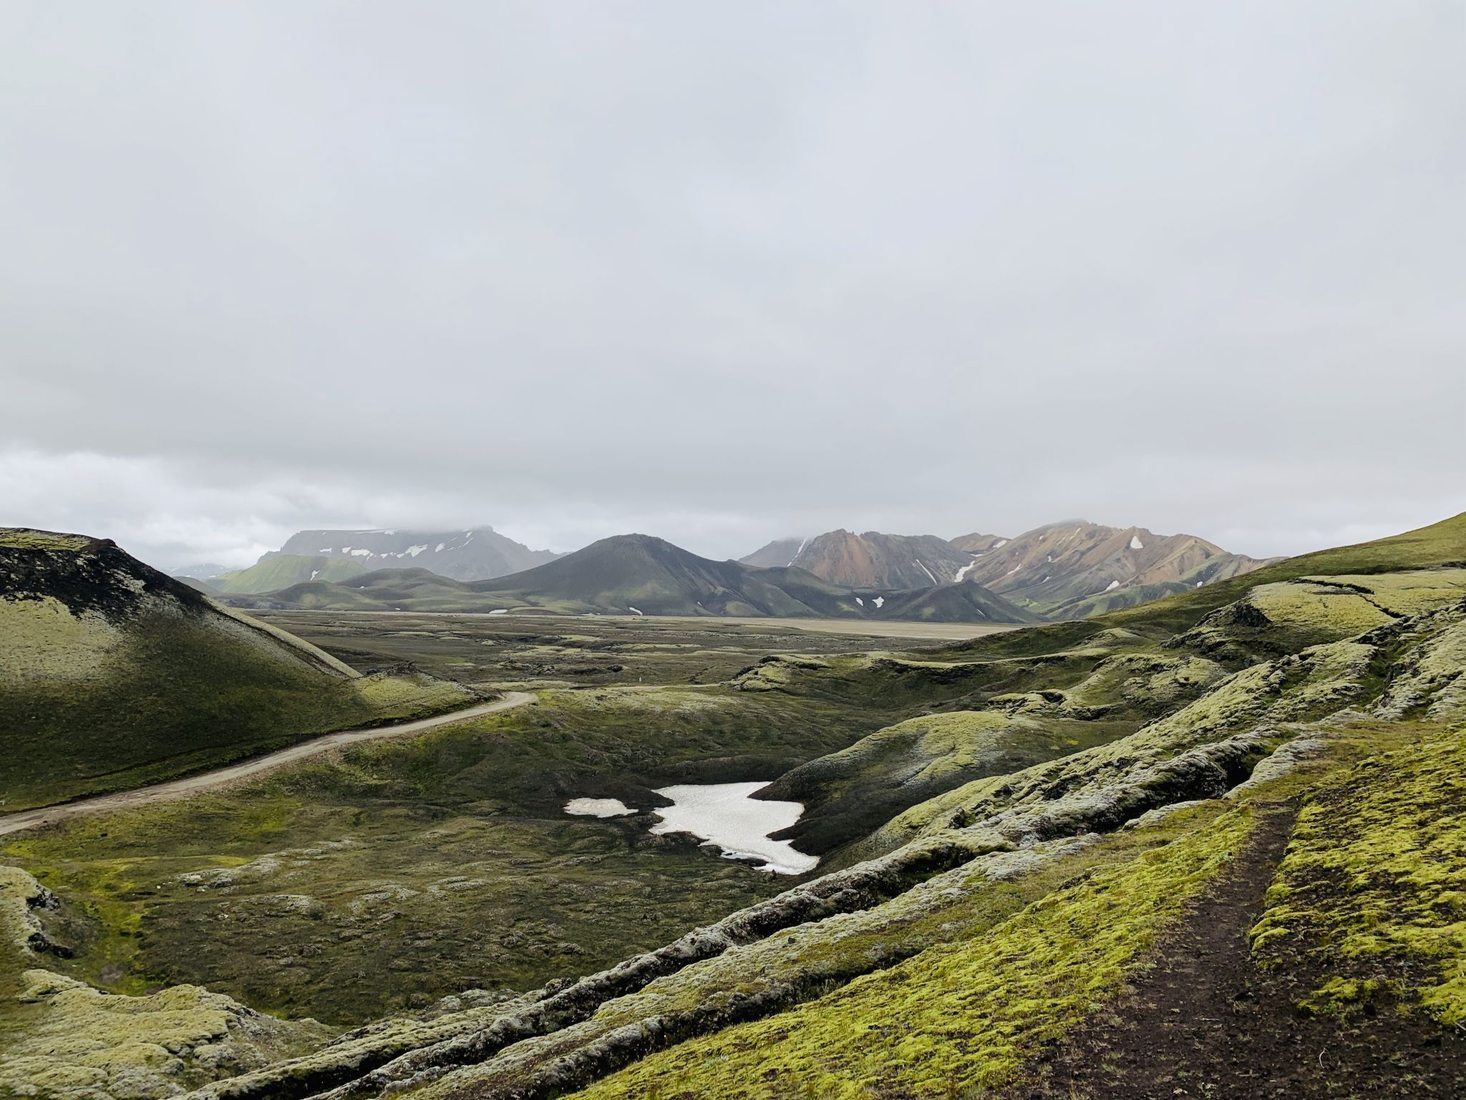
[{"left": 0, "top": 530, "right": 474, "bottom": 810}]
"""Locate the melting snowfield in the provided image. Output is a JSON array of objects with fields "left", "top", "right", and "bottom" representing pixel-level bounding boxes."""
[{"left": 648, "top": 781, "right": 818, "bottom": 875}]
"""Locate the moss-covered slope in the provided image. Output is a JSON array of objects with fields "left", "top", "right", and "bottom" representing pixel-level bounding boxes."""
[{"left": 0, "top": 529, "right": 473, "bottom": 810}]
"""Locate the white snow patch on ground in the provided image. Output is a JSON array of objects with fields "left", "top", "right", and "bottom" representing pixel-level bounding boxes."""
[
  {"left": 565, "top": 798, "right": 635, "bottom": 818},
  {"left": 993, "top": 539, "right": 1009, "bottom": 548},
  {"left": 1041, "top": 576, "right": 1050, "bottom": 583},
  {"left": 1196, "top": 581, "right": 1205, "bottom": 587},
  {"left": 489, "top": 609, "right": 509, "bottom": 615},
  {"left": 1106, "top": 580, "right": 1122, "bottom": 591},
  {"left": 954, "top": 559, "right": 979, "bottom": 583},
  {"left": 319, "top": 547, "right": 333, "bottom": 553},
  {"left": 914, "top": 559, "right": 938, "bottom": 585},
  {"left": 348, "top": 548, "right": 373, "bottom": 557},
  {"left": 309, "top": 570, "right": 320, "bottom": 581},
  {"left": 435, "top": 543, "right": 446, "bottom": 552},
  {"left": 1129, "top": 535, "right": 1144, "bottom": 550},
  {"left": 855, "top": 596, "right": 864, "bottom": 606},
  {"left": 406, "top": 544, "right": 429, "bottom": 557},
  {"left": 649, "top": 782, "right": 817, "bottom": 874},
  {"left": 872, "top": 595, "right": 885, "bottom": 609},
  {"left": 787, "top": 537, "right": 810, "bottom": 567},
  {"left": 628, "top": 606, "right": 644, "bottom": 616}
]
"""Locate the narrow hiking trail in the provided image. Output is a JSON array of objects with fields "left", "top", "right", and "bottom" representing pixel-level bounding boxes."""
[
  {"left": 0, "top": 691, "right": 536, "bottom": 837},
  {"left": 1021, "top": 802, "right": 1466, "bottom": 1098}
]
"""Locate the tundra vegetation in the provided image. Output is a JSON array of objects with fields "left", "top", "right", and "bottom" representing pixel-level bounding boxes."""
[{"left": 2, "top": 515, "right": 1464, "bottom": 1097}]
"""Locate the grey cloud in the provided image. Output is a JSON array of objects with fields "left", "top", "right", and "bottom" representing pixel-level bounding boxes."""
[{"left": 2, "top": 2, "right": 1463, "bottom": 570}]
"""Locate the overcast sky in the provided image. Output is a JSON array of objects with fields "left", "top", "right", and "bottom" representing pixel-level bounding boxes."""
[{"left": 3, "top": 2, "right": 1463, "bottom": 571}]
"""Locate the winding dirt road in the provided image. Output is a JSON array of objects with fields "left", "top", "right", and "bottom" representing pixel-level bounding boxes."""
[{"left": 0, "top": 691, "right": 536, "bottom": 838}]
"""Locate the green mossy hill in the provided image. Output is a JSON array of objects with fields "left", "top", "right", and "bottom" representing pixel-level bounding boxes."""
[
  {"left": 761, "top": 708, "right": 1129, "bottom": 855},
  {"left": 212, "top": 554, "right": 368, "bottom": 594},
  {"left": 1251, "top": 723, "right": 1466, "bottom": 1025},
  {"left": 0, "top": 529, "right": 474, "bottom": 810}
]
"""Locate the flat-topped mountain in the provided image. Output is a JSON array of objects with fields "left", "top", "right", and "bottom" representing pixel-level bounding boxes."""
[
  {"left": 0, "top": 528, "right": 471, "bottom": 810},
  {"left": 743, "top": 530, "right": 978, "bottom": 590},
  {"left": 953, "top": 520, "right": 1273, "bottom": 619},
  {"left": 213, "top": 527, "right": 560, "bottom": 593}
]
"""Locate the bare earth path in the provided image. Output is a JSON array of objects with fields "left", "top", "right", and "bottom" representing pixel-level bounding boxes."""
[
  {"left": 0, "top": 691, "right": 536, "bottom": 837},
  {"left": 1020, "top": 802, "right": 1466, "bottom": 1098}
]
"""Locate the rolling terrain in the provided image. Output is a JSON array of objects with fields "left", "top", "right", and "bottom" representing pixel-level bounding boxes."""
[
  {"left": 0, "top": 529, "right": 476, "bottom": 810},
  {"left": 2, "top": 514, "right": 1463, "bottom": 1098}
]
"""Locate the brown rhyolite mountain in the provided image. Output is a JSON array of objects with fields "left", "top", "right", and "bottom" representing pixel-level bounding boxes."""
[
  {"left": 955, "top": 520, "right": 1273, "bottom": 619},
  {"left": 744, "top": 530, "right": 977, "bottom": 590}
]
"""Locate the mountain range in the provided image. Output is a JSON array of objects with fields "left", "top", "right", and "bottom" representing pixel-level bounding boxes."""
[
  {"left": 741, "top": 522, "right": 1271, "bottom": 620},
  {"left": 203, "top": 521, "right": 1271, "bottom": 624},
  {"left": 231, "top": 534, "right": 1041, "bottom": 623}
]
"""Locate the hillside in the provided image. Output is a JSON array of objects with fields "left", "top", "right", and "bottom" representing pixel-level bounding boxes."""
[
  {"left": 0, "top": 529, "right": 475, "bottom": 810},
  {"left": 237, "top": 535, "right": 1038, "bottom": 623},
  {"left": 749, "top": 529, "right": 978, "bottom": 589},
  {"left": 279, "top": 527, "right": 560, "bottom": 581},
  {"left": 954, "top": 520, "right": 1272, "bottom": 619}
]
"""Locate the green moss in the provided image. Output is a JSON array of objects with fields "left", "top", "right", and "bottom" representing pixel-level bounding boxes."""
[
  {"left": 1250, "top": 724, "right": 1466, "bottom": 1025},
  {"left": 0, "top": 529, "right": 91, "bottom": 551},
  {"left": 567, "top": 804, "right": 1258, "bottom": 1099}
]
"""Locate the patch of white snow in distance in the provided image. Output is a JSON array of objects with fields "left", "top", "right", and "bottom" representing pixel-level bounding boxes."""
[
  {"left": 872, "top": 595, "right": 885, "bottom": 609},
  {"left": 993, "top": 539, "right": 1009, "bottom": 548},
  {"left": 628, "top": 606, "right": 644, "bottom": 616},
  {"left": 565, "top": 797, "right": 635, "bottom": 818},
  {"left": 1106, "top": 580, "right": 1121, "bottom": 591},
  {"left": 1129, "top": 535, "right": 1144, "bottom": 550},
  {"left": 954, "top": 559, "right": 979, "bottom": 583},
  {"left": 914, "top": 559, "right": 938, "bottom": 585}
]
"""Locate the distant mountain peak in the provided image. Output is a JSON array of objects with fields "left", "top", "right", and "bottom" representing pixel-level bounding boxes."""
[{"left": 744, "top": 529, "right": 978, "bottom": 590}]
